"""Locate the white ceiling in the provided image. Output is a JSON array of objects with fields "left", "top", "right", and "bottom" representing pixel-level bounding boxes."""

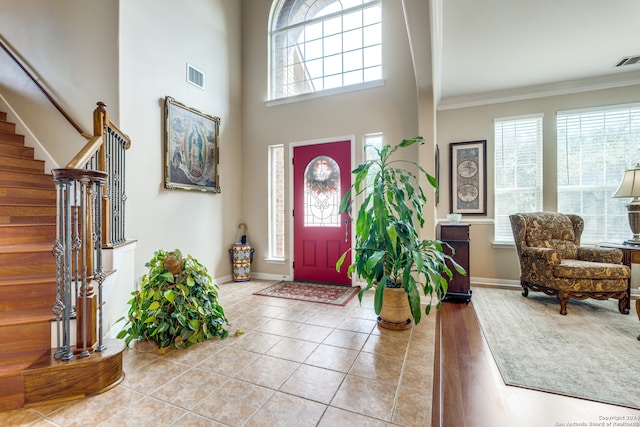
[{"left": 404, "top": 0, "right": 640, "bottom": 110}]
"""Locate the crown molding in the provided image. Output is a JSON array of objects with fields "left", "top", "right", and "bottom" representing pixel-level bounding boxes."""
[{"left": 437, "top": 71, "right": 640, "bottom": 111}]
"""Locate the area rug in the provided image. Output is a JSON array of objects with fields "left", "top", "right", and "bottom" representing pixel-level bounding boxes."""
[
  {"left": 472, "top": 287, "right": 640, "bottom": 409},
  {"left": 254, "top": 281, "right": 360, "bottom": 306}
]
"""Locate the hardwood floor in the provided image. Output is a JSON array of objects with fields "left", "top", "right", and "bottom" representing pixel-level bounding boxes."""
[{"left": 432, "top": 298, "right": 640, "bottom": 427}]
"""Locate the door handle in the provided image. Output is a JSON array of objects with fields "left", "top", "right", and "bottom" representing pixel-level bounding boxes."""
[{"left": 344, "top": 219, "right": 349, "bottom": 243}]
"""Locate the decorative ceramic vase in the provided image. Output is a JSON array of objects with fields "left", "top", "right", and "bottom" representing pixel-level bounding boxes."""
[
  {"left": 230, "top": 243, "right": 252, "bottom": 282},
  {"left": 377, "top": 287, "right": 412, "bottom": 330}
]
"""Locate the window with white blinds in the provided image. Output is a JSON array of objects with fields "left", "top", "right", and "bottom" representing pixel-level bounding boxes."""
[
  {"left": 494, "top": 115, "right": 543, "bottom": 243},
  {"left": 557, "top": 103, "right": 640, "bottom": 244}
]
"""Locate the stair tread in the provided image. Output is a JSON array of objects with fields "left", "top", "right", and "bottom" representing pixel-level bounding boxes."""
[
  {"left": 0, "top": 171, "right": 54, "bottom": 182},
  {"left": 0, "top": 143, "right": 32, "bottom": 156},
  {"left": 0, "top": 152, "right": 37, "bottom": 161},
  {"left": 0, "top": 223, "right": 56, "bottom": 228},
  {"left": 0, "top": 155, "right": 44, "bottom": 170},
  {"left": 0, "top": 201, "right": 56, "bottom": 207},
  {"left": 0, "top": 167, "right": 53, "bottom": 174},
  {"left": 0, "top": 130, "right": 23, "bottom": 138},
  {"left": 0, "top": 154, "right": 40, "bottom": 161},
  {"left": 0, "top": 243, "right": 53, "bottom": 253},
  {"left": 0, "top": 169, "right": 53, "bottom": 177},
  {"left": 0, "top": 309, "right": 54, "bottom": 327},
  {"left": 0, "top": 184, "right": 55, "bottom": 191},
  {"left": 0, "top": 274, "right": 56, "bottom": 286},
  {"left": 0, "top": 138, "right": 24, "bottom": 146},
  {"left": 0, "top": 351, "right": 46, "bottom": 379},
  {"left": 0, "top": 187, "right": 57, "bottom": 206}
]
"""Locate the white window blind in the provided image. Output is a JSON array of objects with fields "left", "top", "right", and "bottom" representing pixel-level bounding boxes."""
[
  {"left": 494, "top": 115, "right": 543, "bottom": 242},
  {"left": 557, "top": 103, "right": 640, "bottom": 244}
]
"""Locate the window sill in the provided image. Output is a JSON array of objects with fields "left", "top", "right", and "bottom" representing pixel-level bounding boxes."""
[
  {"left": 491, "top": 241, "right": 515, "bottom": 249},
  {"left": 264, "top": 257, "right": 286, "bottom": 264},
  {"left": 266, "top": 79, "right": 385, "bottom": 107}
]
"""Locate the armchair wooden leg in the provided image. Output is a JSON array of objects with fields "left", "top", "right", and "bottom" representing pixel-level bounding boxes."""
[
  {"left": 521, "top": 281, "right": 529, "bottom": 298},
  {"left": 618, "top": 295, "right": 630, "bottom": 314},
  {"left": 636, "top": 299, "right": 640, "bottom": 341},
  {"left": 557, "top": 292, "right": 568, "bottom": 315}
]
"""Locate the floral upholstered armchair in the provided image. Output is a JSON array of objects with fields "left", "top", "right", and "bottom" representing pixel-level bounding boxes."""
[{"left": 510, "top": 212, "right": 630, "bottom": 315}]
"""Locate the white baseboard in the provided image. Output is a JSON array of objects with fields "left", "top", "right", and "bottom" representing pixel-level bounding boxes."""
[
  {"left": 215, "top": 274, "right": 233, "bottom": 285},
  {"left": 249, "top": 272, "right": 292, "bottom": 281}
]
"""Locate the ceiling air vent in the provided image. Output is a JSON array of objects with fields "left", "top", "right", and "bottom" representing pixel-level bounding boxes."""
[
  {"left": 186, "top": 63, "right": 205, "bottom": 89},
  {"left": 614, "top": 55, "right": 640, "bottom": 68}
]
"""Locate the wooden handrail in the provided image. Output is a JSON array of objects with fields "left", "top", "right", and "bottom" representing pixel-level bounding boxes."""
[
  {"left": 107, "top": 120, "right": 131, "bottom": 149},
  {"left": 0, "top": 34, "right": 92, "bottom": 139},
  {"left": 52, "top": 168, "right": 108, "bottom": 183},
  {"left": 65, "top": 135, "right": 104, "bottom": 168}
]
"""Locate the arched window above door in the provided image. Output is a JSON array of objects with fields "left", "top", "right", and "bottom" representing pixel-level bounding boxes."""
[{"left": 269, "top": 0, "right": 382, "bottom": 101}]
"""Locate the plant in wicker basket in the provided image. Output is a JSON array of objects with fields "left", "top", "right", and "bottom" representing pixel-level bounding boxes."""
[{"left": 117, "top": 249, "right": 229, "bottom": 350}]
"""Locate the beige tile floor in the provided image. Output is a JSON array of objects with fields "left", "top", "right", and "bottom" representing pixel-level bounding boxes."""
[{"left": 0, "top": 280, "right": 436, "bottom": 427}]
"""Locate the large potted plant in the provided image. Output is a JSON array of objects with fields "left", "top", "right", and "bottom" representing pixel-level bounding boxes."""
[
  {"left": 337, "top": 137, "right": 464, "bottom": 329},
  {"left": 117, "top": 249, "right": 229, "bottom": 351}
]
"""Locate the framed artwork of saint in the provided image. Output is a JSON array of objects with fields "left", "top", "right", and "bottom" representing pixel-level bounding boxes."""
[{"left": 164, "top": 96, "right": 221, "bottom": 193}]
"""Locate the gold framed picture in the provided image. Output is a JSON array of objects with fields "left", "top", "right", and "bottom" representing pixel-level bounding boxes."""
[{"left": 164, "top": 96, "right": 220, "bottom": 193}]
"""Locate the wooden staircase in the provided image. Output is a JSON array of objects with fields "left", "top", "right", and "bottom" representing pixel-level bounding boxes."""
[{"left": 0, "top": 111, "right": 124, "bottom": 411}]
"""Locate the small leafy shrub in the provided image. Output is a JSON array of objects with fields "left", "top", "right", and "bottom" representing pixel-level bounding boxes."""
[{"left": 117, "top": 249, "right": 229, "bottom": 349}]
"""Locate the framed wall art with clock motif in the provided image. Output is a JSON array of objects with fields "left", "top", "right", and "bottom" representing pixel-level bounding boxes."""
[{"left": 449, "top": 140, "right": 486, "bottom": 215}]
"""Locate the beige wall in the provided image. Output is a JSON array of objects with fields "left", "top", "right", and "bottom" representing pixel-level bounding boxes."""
[
  {"left": 436, "top": 85, "right": 640, "bottom": 283},
  {"left": 0, "top": 0, "right": 119, "bottom": 166},
  {"left": 119, "top": 0, "right": 243, "bottom": 279},
  {"left": 1, "top": 0, "right": 243, "bottom": 284},
  {"left": 241, "top": 0, "right": 426, "bottom": 279}
]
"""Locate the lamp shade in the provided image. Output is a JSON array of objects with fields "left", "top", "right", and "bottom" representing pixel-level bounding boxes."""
[{"left": 613, "top": 164, "right": 640, "bottom": 198}]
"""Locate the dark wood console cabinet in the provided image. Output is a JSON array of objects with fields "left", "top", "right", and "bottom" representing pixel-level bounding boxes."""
[{"left": 438, "top": 224, "right": 471, "bottom": 302}]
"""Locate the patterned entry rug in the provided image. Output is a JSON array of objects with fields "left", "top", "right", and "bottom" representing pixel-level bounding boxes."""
[
  {"left": 472, "top": 287, "right": 640, "bottom": 409},
  {"left": 254, "top": 281, "right": 360, "bottom": 306}
]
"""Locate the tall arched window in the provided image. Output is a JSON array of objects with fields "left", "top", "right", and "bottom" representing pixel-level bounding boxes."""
[{"left": 269, "top": 0, "right": 382, "bottom": 100}]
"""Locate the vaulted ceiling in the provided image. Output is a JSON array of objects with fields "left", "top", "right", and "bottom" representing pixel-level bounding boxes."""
[{"left": 403, "top": 0, "right": 640, "bottom": 110}]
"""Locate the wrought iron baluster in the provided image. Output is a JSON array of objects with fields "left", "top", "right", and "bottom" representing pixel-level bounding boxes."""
[
  {"left": 52, "top": 178, "right": 67, "bottom": 360},
  {"left": 94, "top": 180, "right": 106, "bottom": 352},
  {"left": 61, "top": 177, "right": 74, "bottom": 361},
  {"left": 79, "top": 178, "right": 90, "bottom": 358}
]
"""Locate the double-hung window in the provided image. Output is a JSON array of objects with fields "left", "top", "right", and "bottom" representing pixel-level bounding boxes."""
[
  {"left": 269, "top": 0, "right": 382, "bottom": 100},
  {"left": 557, "top": 103, "right": 640, "bottom": 244},
  {"left": 494, "top": 115, "right": 544, "bottom": 243}
]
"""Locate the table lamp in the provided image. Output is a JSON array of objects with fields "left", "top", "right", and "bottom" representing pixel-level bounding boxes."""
[{"left": 613, "top": 163, "right": 640, "bottom": 245}]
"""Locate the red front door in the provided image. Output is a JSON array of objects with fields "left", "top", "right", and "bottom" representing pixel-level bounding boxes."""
[{"left": 293, "top": 140, "right": 351, "bottom": 284}]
